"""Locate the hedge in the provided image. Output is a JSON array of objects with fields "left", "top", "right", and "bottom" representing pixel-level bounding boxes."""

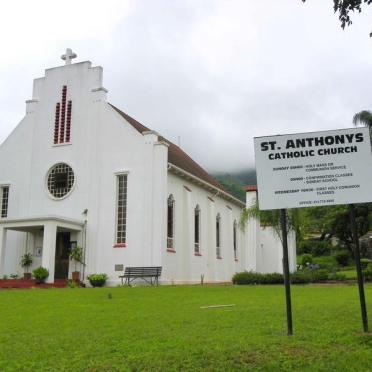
[{"left": 232, "top": 269, "right": 346, "bottom": 285}]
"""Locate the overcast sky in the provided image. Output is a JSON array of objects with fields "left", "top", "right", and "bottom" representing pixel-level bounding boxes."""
[{"left": 1, "top": 0, "right": 372, "bottom": 172}]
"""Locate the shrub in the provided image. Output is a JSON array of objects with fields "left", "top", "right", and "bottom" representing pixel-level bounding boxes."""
[
  {"left": 299, "top": 254, "right": 313, "bottom": 266},
  {"left": 298, "top": 240, "right": 331, "bottom": 256},
  {"left": 32, "top": 267, "right": 49, "bottom": 283},
  {"left": 69, "top": 246, "right": 83, "bottom": 272},
  {"left": 20, "top": 253, "right": 33, "bottom": 273},
  {"left": 334, "top": 251, "right": 350, "bottom": 266},
  {"left": 360, "top": 258, "right": 372, "bottom": 270},
  {"left": 67, "top": 279, "right": 78, "bottom": 288},
  {"left": 363, "top": 263, "right": 372, "bottom": 282},
  {"left": 290, "top": 271, "right": 312, "bottom": 284},
  {"left": 260, "top": 273, "right": 284, "bottom": 284},
  {"left": 232, "top": 268, "right": 345, "bottom": 285},
  {"left": 328, "top": 272, "right": 347, "bottom": 281},
  {"left": 313, "top": 256, "right": 339, "bottom": 271},
  {"left": 310, "top": 269, "right": 329, "bottom": 282},
  {"left": 87, "top": 273, "right": 108, "bottom": 287},
  {"left": 232, "top": 272, "right": 283, "bottom": 285}
]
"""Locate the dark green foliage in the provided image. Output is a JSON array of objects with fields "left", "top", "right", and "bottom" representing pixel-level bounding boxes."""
[
  {"left": 290, "top": 271, "right": 312, "bottom": 284},
  {"left": 299, "top": 254, "right": 313, "bottom": 266},
  {"left": 69, "top": 245, "right": 84, "bottom": 272},
  {"left": 20, "top": 253, "right": 33, "bottom": 273},
  {"left": 334, "top": 251, "right": 350, "bottom": 266},
  {"left": 87, "top": 273, "right": 108, "bottom": 287},
  {"left": 300, "top": 204, "right": 372, "bottom": 258},
  {"left": 313, "top": 256, "right": 339, "bottom": 271},
  {"left": 360, "top": 258, "right": 372, "bottom": 270},
  {"left": 331, "top": 204, "right": 371, "bottom": 253},
  {"left": 328, "top": 272, "right": 347, "bottom": 281},
  {"left": 298, "top": 240, "right": 331, "bottom": 256},
  {"left": 292, "top": 269, "right": 332, "bottom": 283},
  {"left": 310, "top": 269, "right": 329, "bottom": 282},
  {"left": 32, "top": 267, "right": 49, "bottom": 283},
  {"left": 212, "top": 169, "right": 257, "bottom": 202},
  {"left": 232, "top": 272, "right": 284, "bottom": 285},
  {"left": 214, "top": 174, "right": 245, "bottom": 202},
  {"left": 302, "top": 0, "right": 372, "bottom": 31},
  {"left": 363, "top": 263, "right": 372, "bottom": 281},
  {"left": 232, "top": 269, "right": 335, "bottom": 285}
]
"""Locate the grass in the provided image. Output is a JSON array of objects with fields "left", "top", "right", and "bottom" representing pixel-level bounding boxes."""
[{"left": 0, "top": 285, "right": 372, "bottom": 371}]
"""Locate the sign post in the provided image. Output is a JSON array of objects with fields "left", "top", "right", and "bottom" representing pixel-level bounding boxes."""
[
  {"left": 349, "top": 204, "right": 369, "bottom": 333},
  {"left": 280, "top": 209, "right": 293, "bottom": 336},
  {"left": 254, "top": 127, "right": 372, "bottom": 334}
]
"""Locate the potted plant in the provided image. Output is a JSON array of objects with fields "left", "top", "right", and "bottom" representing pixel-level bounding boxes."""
[
  {"left": 87, "top": 273, "right": 108, "bottom": 287},
  {"left": 20, "top": 253, "right": 33, "bottom": 280},
  {"left": 69, "top": 245, "right": 83, "bottom": 282},
  {"left": 32, "top": 266, "right": 49, "bottom": 284}
]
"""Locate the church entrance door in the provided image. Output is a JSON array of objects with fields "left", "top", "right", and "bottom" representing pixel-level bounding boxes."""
[{"left": 54, "top": 232, "right": 70, "bottom": 279}]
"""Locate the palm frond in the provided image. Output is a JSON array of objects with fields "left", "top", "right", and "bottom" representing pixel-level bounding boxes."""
[{"left": 352, "top": 110, "right": 372, "bottom": 128}]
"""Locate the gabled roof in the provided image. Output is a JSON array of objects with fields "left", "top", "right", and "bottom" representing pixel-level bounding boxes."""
[{"left": 109, "top": 103, "right": 224, "bottom": 191}]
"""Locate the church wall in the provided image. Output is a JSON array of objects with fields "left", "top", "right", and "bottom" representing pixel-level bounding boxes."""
[
  {"left": 245, "top": 190, "right": 297, "bottom": 274},
  {"left": 0, "top": 102, "right": 39, "bottom": 274},
  {"left": 1, "top": 56, "right": 293, "bottom": 285},
  {"left": 163, "top": 173, "right": 244, "bottom": 283},
  {"left": 81, "top": 104, "right": 168, "bottom": 284},
  {"left": 0, "top": 62, "right": 169, "bottom": 283}
]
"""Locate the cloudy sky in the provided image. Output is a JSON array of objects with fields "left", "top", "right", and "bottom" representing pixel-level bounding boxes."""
[{"left": 1, "top": 0, "right": 372, "bottom": 172}]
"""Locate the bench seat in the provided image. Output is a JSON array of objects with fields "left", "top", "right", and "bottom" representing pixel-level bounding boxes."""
[{"left": 119, "top": 266, "right": 162, "bottom": 286}]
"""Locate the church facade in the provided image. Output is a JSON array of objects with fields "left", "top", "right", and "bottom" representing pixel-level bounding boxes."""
[{"left": 0, "top": 51, "right": 296, "bottom": 285}]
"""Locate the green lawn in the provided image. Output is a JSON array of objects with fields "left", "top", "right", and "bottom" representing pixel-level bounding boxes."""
[{"left": 1, "top": 285, "right": 372, "bottom": 371}]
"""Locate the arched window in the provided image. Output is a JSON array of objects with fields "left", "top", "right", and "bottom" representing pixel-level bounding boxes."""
[
  {"left": 194, "top": 205, "right": 201, "bottom": 254},
  {"left": 216, "top": 213, "right": 221, "bottom": 258},
  {"left": 233, "top": 220, "right": 238, "bottom": 260},
  {"left": 167, "top": 195, "right": 175, "bottom": 249}
]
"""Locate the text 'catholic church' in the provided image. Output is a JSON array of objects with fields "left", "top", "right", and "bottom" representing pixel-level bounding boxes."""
[{"left": 0, "top": 50, "right": 296, "bottom": 285}]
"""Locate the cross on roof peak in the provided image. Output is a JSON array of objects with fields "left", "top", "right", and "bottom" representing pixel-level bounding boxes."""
[{"left": 61, "top": 48, "right": 77, "bottom": 65}]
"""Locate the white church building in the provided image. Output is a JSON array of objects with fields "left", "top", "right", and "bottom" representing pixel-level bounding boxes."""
[{"left": 0, "top": 50, "right": 296, "bottom": 285}]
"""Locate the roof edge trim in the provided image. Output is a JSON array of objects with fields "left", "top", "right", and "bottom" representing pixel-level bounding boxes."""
[{"left": 168, "top": 163, "right": 245, "bottom": 208}]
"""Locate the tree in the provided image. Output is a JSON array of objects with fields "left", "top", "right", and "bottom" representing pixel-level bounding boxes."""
[
  {"left": 240, "top": 200, "right": 304, "bottom": 244},
  {"left": 302, "top": 0, "right": 372, "bottom": 32},
  {"left": 301, "top": 204, "right": 372, "bottom": 257},
  {"left": 353, "top": 110, "right": 372, "bottom": 141}
]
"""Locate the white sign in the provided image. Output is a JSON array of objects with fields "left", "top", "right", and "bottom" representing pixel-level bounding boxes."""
[{"left": 254, "top": 127, "right": 372, "bottom": 210}]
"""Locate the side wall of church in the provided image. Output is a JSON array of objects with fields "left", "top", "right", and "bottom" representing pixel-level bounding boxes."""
[
  {"left": 92, "top": 105, "right": 168, "bottom": 284},
  {"left": 163, "top": 173, "right": 245, "bottom": 283},
  {"left": 245, "top": 190, "right": 297, "bottom": 274}
]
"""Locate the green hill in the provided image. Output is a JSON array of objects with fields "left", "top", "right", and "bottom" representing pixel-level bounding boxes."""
[{"left": 212, "top": 168, "right": 256, "bottom": 202}]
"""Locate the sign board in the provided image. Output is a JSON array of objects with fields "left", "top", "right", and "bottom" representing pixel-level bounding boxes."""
[{"left": 254, "top": 127, "right": 372, "bottom": 210}]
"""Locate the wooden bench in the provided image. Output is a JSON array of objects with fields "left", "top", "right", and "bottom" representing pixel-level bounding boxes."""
[{"left": 119, "top": 266, "right": 162, "bottom": 286}]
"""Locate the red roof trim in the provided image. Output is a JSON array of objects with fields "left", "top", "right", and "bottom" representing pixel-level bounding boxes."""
[{"left": 245, "top": 185, "right": 258, "bottom": 192}]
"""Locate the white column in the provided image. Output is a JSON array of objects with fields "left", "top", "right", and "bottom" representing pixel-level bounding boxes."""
[
  {"left": 151, "top": 142, "right": 168, "bottom": 266},
  {"left": 206, "top": 200, "right": 215, "bottom": 282},
  {"left": 41, "top": 222, "right": 57, "bottom": 283},
  {"left": 0, "top": 227, "right": 7, "bottom": 277}
]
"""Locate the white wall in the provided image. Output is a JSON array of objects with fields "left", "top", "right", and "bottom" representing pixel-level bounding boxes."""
[
  {"left": 163, "top": 173, "right": 245, "bottom": 283},
  {"left": 0, "top": 61, "right": 169, "bottom": 283},
  {"left": 245, "top": 190, "right": 297, "bottom": 274}
]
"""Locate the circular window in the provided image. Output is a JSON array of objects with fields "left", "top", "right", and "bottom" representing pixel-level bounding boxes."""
[{"left": 47, "top": 163, "right": 75, "bottom": 199}]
